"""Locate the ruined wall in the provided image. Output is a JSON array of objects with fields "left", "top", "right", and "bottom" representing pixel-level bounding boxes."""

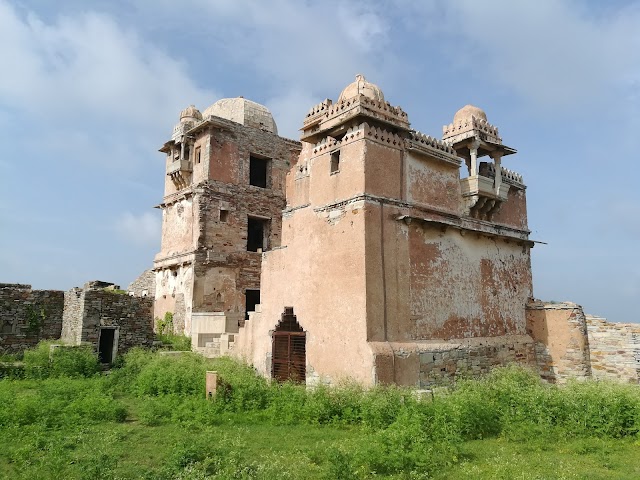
[
  {"left": 586, "top": 315, "right": 640, "bottom": 383},
  {"left": 525, "top": 302, "right": 591, "bottom": 382},
  {"left": 62, "top": 287, "right": 154, "bottom": 353},
  {"left": 154, "top": 264, "right": 193, "bottom": 334},
  {"left": 128, "top": 269, "right": 156, "bottom": 297},
  {"left": 0, "top": 283, "right": 64, "bottom": 354},
  {"left": 61, "top": 288, "right": 84, "bottom": 344}
]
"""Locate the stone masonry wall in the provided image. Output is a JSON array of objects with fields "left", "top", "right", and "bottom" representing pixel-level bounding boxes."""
[
  {"left": 586, "top": 315, "right": 640, "bottom": 383},
  {"left": 61, "top": 288, "right": 84, "bottom": 345},
  {"left": 526, "top": 301, "right": 592, "bottom": 383},
  {"left": 416, "top": 337, "right": 536, "bottom": 387},
  {"left": 0, "top": 283, "right": 64, "bottom": 355},
  {"left": 76, "top": 289, "right": 154, "bottom": 354},
  {"left": 128, "top": 269, "right": 156, "bottom": 297}
]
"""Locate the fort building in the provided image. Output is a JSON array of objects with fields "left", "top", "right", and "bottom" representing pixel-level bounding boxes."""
[{"left": 156, "top": 75, "right": 543, "bottom": 386}]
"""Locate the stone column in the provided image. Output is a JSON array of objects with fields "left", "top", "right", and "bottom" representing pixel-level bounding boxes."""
[
  {"left": 491, "top": 152, "right": 503, "bottom": 194},
  {"left": 470, "top": 139, "right": 481, "bottom": 176}
]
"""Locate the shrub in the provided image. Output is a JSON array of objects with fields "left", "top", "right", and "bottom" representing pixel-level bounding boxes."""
[
  {"left": 157, "top": 333, "right": 192, "bottom": 351},
  {"left": 22, "top": 341, "right": 99, "bottom": 379}
]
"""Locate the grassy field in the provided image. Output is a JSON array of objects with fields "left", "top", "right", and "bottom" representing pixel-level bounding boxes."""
[{"left": 0, "top": 344, "right": 639, "bottom": 479}]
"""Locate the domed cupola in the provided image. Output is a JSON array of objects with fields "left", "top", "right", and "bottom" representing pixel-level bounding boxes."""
[
  {"left": 337, "top": 74, "right": 386, "bottom": 103},
  {"left": 179, "top": 105, "right": 203, "bottom": 123}
]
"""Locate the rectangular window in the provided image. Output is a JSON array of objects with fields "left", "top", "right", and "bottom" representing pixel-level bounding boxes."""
[
  {"left": 219, "top": 209, "right": 229, "bottom": 222},
  {"left": 330, "top": 150, "right": 340, "bottom": 174},
  {"left": 195, "top": 146, "right": 201, "bottom": 164},
  {"left": 247, "top": 216, "right": 268, "bottom": 252},
  {"left": 245, "top": 289, "right": 260, "bottom": 320},
  {"left": 249, "top": 155, "right": 268, "bottom": 188}
]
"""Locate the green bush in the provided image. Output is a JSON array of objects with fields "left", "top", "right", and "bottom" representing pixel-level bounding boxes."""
[
  {"left": 0, "top": 377, "right": 127, "bottom": 427},
  {"left": 22, "top": 341, "right": 99, "bottom": 379},
  {"left": 157, "top": 333, "right": 192, "bottom": 351}
]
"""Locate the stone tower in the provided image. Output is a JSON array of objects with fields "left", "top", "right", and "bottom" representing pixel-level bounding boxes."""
[
  {"left": 234, "top": 76, "right": 536, "bottom": 386},
  {"left": 154, "top": 99, "right": 301, "bottom": 349}
]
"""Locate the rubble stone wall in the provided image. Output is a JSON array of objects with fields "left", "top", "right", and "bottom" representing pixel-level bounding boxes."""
[
  {"left": 0, "top": 283, "right": 64, "bottom": 355},
  {"left": 586, "top": 315, "right": 640, "bottom": 383}
]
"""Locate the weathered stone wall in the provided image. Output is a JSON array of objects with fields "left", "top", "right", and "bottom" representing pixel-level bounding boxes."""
[
  {"left": 586, "top": 315, "right": 640, "bottom": 383},
  {"left": 371, "top": 335, "right": 536, "bottom": 387},
  {"left": 128, "top": 269, "right": 156, "bottom": 297},
  {"left": 61, "top": 288, "right": 84, "bottom": 345},
  {"left": 76, "top": 289, "right": 154, "bottom": 353},
  {"left": 526, "top": 301, "right": 592, "bottom": 383},
  {"left": 0, "top": 283, "right": 64, "bottom": 355}
]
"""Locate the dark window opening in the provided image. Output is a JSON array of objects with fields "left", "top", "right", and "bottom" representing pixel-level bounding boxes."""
[
  {"left": 245, "top": 289, "right": 260, "bottom": 320},
  {"left": 330, "top": 150, "right": 340, "bottom": 174},
  {"left": 247, "top": 216, "right": 268, "bottom": 252},
  {"left": 220, "top": 209, "right": 229, "bottom": 222},
  {"left": 98, "top": 328, "right": 116, "bottom": 364},
  {"left": 195, "top": 147, "right": 201, "bottom": 164},
  {"left": 249, "top": 155, "right": 268, "bottom": 188}
]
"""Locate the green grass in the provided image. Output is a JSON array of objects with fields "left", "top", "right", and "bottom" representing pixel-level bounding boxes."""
[{"left": 1, "top": 342, "right": 639, "bottom": 479}]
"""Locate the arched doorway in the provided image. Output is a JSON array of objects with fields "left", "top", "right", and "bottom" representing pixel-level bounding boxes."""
[{"left": 272, "top": 307, "right": 306, "bottom": 383}]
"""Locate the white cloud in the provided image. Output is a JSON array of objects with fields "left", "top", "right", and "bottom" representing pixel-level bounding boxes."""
[
  {"left": 115, "top": 211, "right": 161, "bottom": 247},
  {"left": 398, "top": 0, "right": 640, "bottom": 110},
  {"left": 0, "top": 0, "right": 216, "bottom": 134}
]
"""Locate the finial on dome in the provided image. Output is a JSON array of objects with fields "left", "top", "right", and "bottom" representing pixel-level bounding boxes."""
[{"left": 338, "top": 74, "right": 385, "bottom": 103}]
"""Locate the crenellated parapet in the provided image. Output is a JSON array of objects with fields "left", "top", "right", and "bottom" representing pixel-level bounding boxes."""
[
  {"left": 306, "top": 99, "right": 333, "bottom": 118},
  {"left": 301, "top": 76, "right": 410, "bottom": 143},
  {"left": 480, "top": 162, "right": 525, "bottom": 186},
  {"left": 442, "top": 115, "right": 502, "bottom": 145},
  {"left": 311, "top": 122, "right": 403, "bottom": 155}
]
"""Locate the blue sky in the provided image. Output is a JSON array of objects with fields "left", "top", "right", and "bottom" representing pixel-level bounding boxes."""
[{"left": 1, "top": 0, "right": 639, "bottom": 322}]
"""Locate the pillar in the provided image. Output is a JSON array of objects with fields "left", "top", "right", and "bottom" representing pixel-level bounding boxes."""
[
  {"left": 470, "top": 139, "right": 480, "bottom": 176},
  {"left": 491, "top": 152, "right": 503, "bottom": 194}
]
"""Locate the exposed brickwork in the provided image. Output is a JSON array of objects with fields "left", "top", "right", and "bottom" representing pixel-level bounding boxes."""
[{"left": 0, "top": 283, "right": 64, "bottom": 355}]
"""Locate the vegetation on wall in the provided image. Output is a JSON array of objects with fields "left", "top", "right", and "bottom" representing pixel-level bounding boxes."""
[
  {"left": 155, "top": 311, "right": 174, "bottom": 335},
  {"left": 25, "top": 304, "right": 46, "bottom": 334}
]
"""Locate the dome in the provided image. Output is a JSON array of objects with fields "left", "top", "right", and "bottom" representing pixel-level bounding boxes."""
[
  {"left": 179, "top": 104, "right": 202, "bottom": 123},
  {"left": 337, "top": 74, "right": 385, "bottom": 103},
  {"left": 201, "top": 97, "right": 278, "bottom": 134},
  {"left": 453, "top": 104, "right": 487, "bottom": 124}
]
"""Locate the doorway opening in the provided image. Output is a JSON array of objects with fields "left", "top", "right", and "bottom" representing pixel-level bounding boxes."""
[
  {"left": 98, "top": 327, "right": 118, "bottom": 364},
  {"left": 271, "top": 307, "right": 306, "bottom": 383}
]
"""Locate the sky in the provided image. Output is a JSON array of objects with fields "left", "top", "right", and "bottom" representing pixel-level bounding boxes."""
[{"left": 0, "top": 0, "right": 639, "bottom": 323}]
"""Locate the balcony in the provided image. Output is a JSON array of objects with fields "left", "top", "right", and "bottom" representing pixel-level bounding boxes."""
[
  {"left": 460, "top": 174, "right": 510, "bottom": 221},
  {"left": 167, "top": 159, "right": 192, "bottom": 176},
  {"left": 167, "top": 160, "right": 192, "bottom": 190}
]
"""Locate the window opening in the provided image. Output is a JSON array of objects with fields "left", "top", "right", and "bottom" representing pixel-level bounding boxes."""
[
  {"left": 220, "top": 209, "right": 229, "bottom": 222},
  {"left": 245, "top": 289, "right": 260, "bottom": 320},
  {"left": 195, "top": 146, "right": 201, "bottom": 164},
  {"left": 249, "top": 155, "right": 268, "bottom": 188},
  {"left": 330, "top": 150, "right": 340, "bottom": 174},
  {"left": 247, "top": 216, "right": 268, "bottom": 252}
]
